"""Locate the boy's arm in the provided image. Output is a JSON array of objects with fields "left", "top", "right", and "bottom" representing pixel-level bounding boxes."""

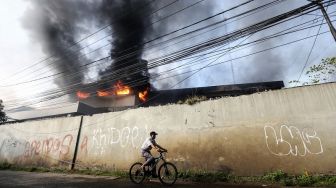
[{"left": 153, "top": 143, "right": 167, "bottom": 152}]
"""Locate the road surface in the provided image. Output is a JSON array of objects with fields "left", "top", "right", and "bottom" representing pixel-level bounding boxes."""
[{"left": 0, "top": 170, "right": 272, "bottom": 188}]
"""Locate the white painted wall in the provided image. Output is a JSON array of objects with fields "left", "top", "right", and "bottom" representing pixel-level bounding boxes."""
[{"left": 1, "top": 83, "right": 336, "bottom": 175}]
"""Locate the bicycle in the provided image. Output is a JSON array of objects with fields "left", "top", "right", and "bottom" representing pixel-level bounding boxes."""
[{"left": 129, "top": 151, "right": 178, "bottom": 185}]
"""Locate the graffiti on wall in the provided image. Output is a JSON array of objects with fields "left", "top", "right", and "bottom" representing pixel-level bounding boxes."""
[
  {"left": 264, "top": 125, "right": 323, "bottom": 156},
  {"left": 79, "top": 135, "right": 88, "bottom": 156},
  {"left": 23, "top": 134, "right": 74, "bottom": 159},
  {"left": 92, "top": 126, "right": 145, "bottom": 155},
  {"left": 0, "top": 137, "right": 26, "bottom": 159}
]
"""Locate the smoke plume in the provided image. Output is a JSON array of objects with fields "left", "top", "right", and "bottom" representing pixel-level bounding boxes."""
[
  {"left": 22, "top": 0, "right": 96, "bottom": 94},
  {"left": 97, "top": 0, "right": 153, "bottom": 91},
  {"left": 23, "top": 0, "right": 218, "bottom": 95}
]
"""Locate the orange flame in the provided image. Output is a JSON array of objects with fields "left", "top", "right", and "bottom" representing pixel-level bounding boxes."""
[
  {"left": 96, "top": 81, "right": 131, "bottom": 97},
  {"left": 97, "top": 90, "right": 113, "bottom": 97},
  {"left": 76, "top": 91, "right": 90, "bottom": 99},
  {"left": 138, "top": 88, "right": 149, "bottom": 102},
  {"left": 115, "top": 81, "right": 131, "bottom": 95}
]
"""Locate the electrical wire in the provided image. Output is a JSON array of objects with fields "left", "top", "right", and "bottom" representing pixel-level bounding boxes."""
[
  {"left": 2, "top": 1, "right": 334, "bottom": 110},
  {"left": 5, "top": 18, "right": 334, "bottom": 111}
]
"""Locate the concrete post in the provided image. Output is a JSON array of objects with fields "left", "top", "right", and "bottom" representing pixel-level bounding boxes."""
[{"left": 71, "top": 116, "right": 83, "bottom": 170}]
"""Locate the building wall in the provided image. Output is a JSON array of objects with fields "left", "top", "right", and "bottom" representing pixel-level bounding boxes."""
[
  {"left": 77, "top": 83, "right": 336, "bottom": 175},
  {"left": 0, "top": 117, "right": 82, "bottom": 167},
  {"left": 1, "top": 83, "right": 336, "bottom": 175}
]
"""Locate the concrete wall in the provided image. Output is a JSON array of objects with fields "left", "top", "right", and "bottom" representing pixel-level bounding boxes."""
[
  {"left": 1, "top": 83, "right": 336, "bottom": 175},
  {"left": 76, "top": 83, "right": 336, "bottom": 175},
  {"left": 0, "top": 117, "right": 81, "bottom": 167}
]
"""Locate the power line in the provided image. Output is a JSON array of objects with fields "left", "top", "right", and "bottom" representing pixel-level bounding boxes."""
[
  {"left": 4, "top": 18, "right": 333, "bottom": 111},
  {"left": 0, "top": 0, "right": 157, "bottom": 82},
  {"left": 4, "top": 29, "right": 331, "bottom": 135},
  {"left": 295, "top": 6, "right": 327, "bottom": 86},
  {"left": 2, "top": 0, "right": 330, "bottom": 109},
  {"left": 155, "top": 31, "right": 331, "bottom": 84},
  {"left": 1, "top": 0, "right": 254, "bottom": 87},
  {"left": 2, "top": 1, "right": 326, "bottom": 108},
  {"left": 3, "top": 18, "right": 322, "bottom": 108},
  {"left": 3, "top": 0, "right": 204, "bottom": 84},
  {"left": 0, "top": 0, "right": 259, "bottom": 89},
  {"left": 2, "top": 2, "right": 335, "bottom": 140}
]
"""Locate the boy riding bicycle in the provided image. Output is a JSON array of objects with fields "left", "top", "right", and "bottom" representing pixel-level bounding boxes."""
[{"left": 140, "top": 131, "right": 167, "bottom": 177}]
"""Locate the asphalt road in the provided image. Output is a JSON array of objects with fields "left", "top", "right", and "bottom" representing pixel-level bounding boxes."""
[{"left": 0, "top": 170, "right": 271, "bottom": 188}]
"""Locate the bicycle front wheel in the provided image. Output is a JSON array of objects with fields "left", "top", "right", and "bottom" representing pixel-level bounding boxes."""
[
  {"left": 158, "top": 162, "right": 178, "bottom": 185},
  {"left": 129, "top": 162, "right": 145, "bottom": 184}
]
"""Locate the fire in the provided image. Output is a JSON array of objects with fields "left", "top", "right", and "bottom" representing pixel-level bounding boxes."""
[
  {"left": 77, "top": 81, "right": 132, "bottom": 99},
  {"left": 114, "top": 81, "right": 131, "bottom": 95},
  {"left": 97, "top": 90, "right": 113, "bottom": 97},
  {"left": 76, "top": 91, "right": 90, "bottom": 99},
  {"left": 138, "top": 88, "right": 149, "bottom": 102},
  {"left": 96, "top": 81, "right": 131, "bottom": 97}
]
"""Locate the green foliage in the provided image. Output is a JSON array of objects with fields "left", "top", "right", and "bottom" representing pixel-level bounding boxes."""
[
  {"left": 328, "top": 176, "right": 336, "bottom": 184},
  {"left": 178, "top": 170, "right": 229, "bottom": 182},
  {"left": 29, "top": 167, "right": 38, "bottom": 172},
  {"left": 178, "top": 170, "right": 192, "bottom": 179},
  {"left": 308, "top": 175, "right": 336, "bottom": 186},
  {"left": 263, "top": 170, "right": 287, "bottom": 182},
  {"left": 261, "top": 170, "right": 336, "bottom": 186},
  {"left": 0, "top": 161, "right": 11, "bottom": 169},
  {"left": 290, "top": 57, "right": 336, "bottom": 86},
  {"left": 306, "top": 57, "right": 336, "bottom": 83},
  {"left": 296, "top": 174, "right": 315, "bottom": 186},
  {"left": 1, "top": 163, "right": 336, "bottom": 186},
  {"left": 280, "top": 177, "right": 296, "bottom": 186}
]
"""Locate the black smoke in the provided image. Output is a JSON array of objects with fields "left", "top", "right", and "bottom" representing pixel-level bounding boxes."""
[
  {"left": 22, "top": 0, "right": 96, "bottom": 97},
  {"left": 97, "top": 0, "right": 153, "bottom": 91},
  {"left": 22, "top": 0, "right": 218, "bottom": 96}
]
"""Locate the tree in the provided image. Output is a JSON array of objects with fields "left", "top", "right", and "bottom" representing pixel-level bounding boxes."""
[
  {"left": 290, "top": 57, "right": 336, "bottom": 86},
  {"left": 0, "top": 99, "right": 7, "bottom": 123}
]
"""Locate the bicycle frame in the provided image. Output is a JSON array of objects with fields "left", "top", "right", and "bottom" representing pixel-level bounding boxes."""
[
  {"left": 145, "top": 152, "right": 166, "bottom": 170},
  {"left": 130, "top": 152, "right": 177, "bottom": 185}
]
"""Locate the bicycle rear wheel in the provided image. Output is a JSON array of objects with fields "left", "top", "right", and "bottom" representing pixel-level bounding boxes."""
[
  {"left": 129, "top": 162, "right": 145, "bottom": 184},
  {"left": 158, "top": 162, "right": 178, "bottom": 185}
]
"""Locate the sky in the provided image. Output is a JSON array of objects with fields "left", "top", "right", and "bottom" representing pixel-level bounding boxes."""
[{"left": 0, "top": 0, "right": 335, "bottom": 112}]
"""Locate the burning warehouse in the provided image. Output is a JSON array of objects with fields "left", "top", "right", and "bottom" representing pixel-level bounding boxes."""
[
  {"left": 76, "top": 80, "right": 284, "bottom": 110},
  {"left": 8, "top": 0, "right": 288, "bottom": 122},
  {"left": 6, "top": 80, "right": 284, "bottom": 122},
  {"left": 75, "top": 57, "right": 150, "bottom": 111}
]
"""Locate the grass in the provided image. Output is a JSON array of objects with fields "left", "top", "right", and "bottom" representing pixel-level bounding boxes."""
[
  {"left": 178, "top": 170, "right": 229, "bottom": 182},
  {"left": 259, "top": 170, "right": 336, "bottom": 187},
  {"left": 0, "top": 162, "right": 128, "bottom": 178},
  {"left": 177, "top": 170, "right": 336, "bottom": 186},
  {"left": 1, "top": 163, "right": 336, "bottom": 186}
]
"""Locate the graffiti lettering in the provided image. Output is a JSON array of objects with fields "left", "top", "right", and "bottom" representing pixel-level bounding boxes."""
[
  {"left": 23, "top": 134, "right": 74, "bottom": 158},
  {"left": 42, "top": 138, "right": 53, "bottom": 154},
  {"left": 60, "top": 134, "right": 73, "bottom": 157},
  {"left": 80, "top": 135, "right": 88, "bottom": 156},
  {"left": 92, "top": 126, "right": 141, "bottom": 155},
  {"left": 264, "top": 125, "right": 323, "bottom": 156}
]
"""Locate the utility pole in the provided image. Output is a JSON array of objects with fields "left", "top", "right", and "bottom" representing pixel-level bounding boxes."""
[{"left": 310, "top": 0, "right": 336, "bottom": 42}]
